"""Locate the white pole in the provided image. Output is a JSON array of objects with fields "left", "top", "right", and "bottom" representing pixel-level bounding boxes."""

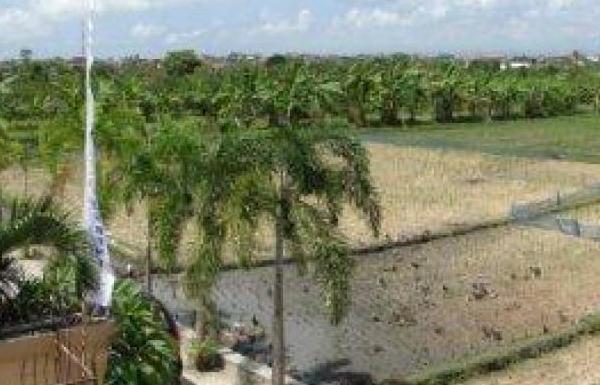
[{"left": 84, "top": 0, "right": 114, "bottom": 312}]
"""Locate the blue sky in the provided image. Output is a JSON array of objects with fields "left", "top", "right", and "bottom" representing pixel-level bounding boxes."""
[{"left": 1, "top": 0, "right": 600, "bottom": 58}]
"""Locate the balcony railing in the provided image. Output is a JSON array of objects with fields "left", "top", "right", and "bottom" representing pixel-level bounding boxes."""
[{"left": 0, "top": 319, "right": 114, "bottom": 385}]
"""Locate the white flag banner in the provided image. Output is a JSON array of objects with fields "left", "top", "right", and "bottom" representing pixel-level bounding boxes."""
[{"left": 84, "top": 0, "right": 114, "bottom": 310}]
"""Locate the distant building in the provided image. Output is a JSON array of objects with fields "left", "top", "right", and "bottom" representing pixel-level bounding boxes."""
[
  {"left": 586, "top": 55, "right": 600, "bottom": 63},
  {"left": 69, "top": 56, "right": 86, "bottom": 68},
  {"left": 500, "top": 56, "right": 535, "bottom": 70}
]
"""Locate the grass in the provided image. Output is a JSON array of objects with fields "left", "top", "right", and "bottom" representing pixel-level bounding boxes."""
[{"left": 362, "top": 113, "right": 600, "bottom": 164}]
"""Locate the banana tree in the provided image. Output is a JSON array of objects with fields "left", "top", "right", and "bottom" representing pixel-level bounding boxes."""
[
  {"left": 400, "top": 67, "right": 429, "bottom": 124},
  {"left": 430, "top": 63, "right": 462, "bottom": 123},
  {"left": 343, "top": 61, "right": 377, "bottom": 127}
]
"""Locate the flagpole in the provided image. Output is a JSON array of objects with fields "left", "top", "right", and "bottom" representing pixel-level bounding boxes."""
[{"left": 84, "top": 0, "right": 114, "bottom": 313}]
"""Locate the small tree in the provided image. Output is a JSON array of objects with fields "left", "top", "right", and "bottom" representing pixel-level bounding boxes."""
[
  {"left": 187, "top": 125, "right": 380, "bottom": 385},
  {"left": 0, "top": 194, "right": 96, "bottom": 304},
  {"left": 164, "top": 50, "right": 202, "bottom": 77}
]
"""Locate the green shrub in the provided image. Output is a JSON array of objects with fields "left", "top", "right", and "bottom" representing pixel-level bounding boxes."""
[{"left": 106, "top": 280, "right": 179, "bottom": 385}]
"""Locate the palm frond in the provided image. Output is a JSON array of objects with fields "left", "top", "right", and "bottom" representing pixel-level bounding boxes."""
[{"left": 0, "top": 193, "right": 96, "bottom": 297}]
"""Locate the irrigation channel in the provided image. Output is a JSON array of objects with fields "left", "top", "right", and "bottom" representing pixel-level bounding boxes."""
[{"left": 148, "top": 185, "right": 600, "bottom": 384}]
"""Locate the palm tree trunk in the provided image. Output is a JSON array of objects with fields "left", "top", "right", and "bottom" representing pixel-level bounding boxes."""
[
  {"left": 272, "top": 179, "right": 286, "bottom": 385},
  {"left": 146, "top": 205, "right": 153, "bottom": 294},
  {"left": 23, "top": 165, "right": 28, "bottom": 197}
]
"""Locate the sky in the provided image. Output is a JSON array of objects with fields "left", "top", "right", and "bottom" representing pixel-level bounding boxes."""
[{"left": 1, "top": 0, "right": 600, "bottom": 59}]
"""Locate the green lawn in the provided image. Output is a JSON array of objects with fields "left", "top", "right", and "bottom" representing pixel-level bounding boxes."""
[{"left": 361, "top": 114, "right": 600, "bottom": 163}]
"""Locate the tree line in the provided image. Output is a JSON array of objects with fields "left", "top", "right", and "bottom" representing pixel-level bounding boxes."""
[{"left": 3, "top": 51, "right": 600, "bottom": 130}]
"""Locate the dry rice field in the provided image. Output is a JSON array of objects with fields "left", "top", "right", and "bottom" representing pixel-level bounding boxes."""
[
  {"left": 342, "top": 143, "right": 600, "bottom": 245},
  {"left": 3, "top": 143, "right": 599, "bottom": 258},
  {"left": 154, "top": 224, "right": 600, "bottom": 381}
]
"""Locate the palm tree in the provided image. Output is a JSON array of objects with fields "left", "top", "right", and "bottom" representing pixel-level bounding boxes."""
[
  {"left": 98, "top": 111, "right": 203, "bottom": 293},
  {"left": 0, "top": 193, "right": 96, "bottom": 305},
  {"left": 186, "top": 125, "right": 381, "bottom": 385},
  {"left": 185, "top": 61, "right": 379, "bottom": 385}
]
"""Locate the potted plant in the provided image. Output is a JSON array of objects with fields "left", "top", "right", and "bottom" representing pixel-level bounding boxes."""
[{"left": 188, "top": 339, "right": 225, "bottom": 372}]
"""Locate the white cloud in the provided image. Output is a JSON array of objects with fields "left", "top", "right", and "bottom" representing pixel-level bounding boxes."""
[
  {"left": 165, "top": 29, "right": 206, "bottom": 45},
  {"left": 259, "top": 9, "right": 313, "bottom": 34},
  {"left": 131, "top": 23, "right": 167, "bottom": 39},
  {"left": 0, "top": 0, "right": 199, "bottom": 44},
  {"left": 0, "top": 8, "right": 41, "bottom": 43},
  {"left": 334, "top": 7, "right": 411, "bottom": 29},
  {"left": 548, "top": 0, "right": 576, "bottom": 11}
]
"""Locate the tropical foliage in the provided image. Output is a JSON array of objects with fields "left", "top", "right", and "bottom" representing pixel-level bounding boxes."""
[
  {"left": 106, "top": 280, "right": 179, "bottom": 385},
  {"left": 0, "top": 193, "right": 96, "bottom": 327}
]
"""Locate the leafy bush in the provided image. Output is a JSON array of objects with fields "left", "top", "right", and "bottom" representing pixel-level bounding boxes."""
[{"left": 106, "top": 280, "right": 179, "bottom": 385}]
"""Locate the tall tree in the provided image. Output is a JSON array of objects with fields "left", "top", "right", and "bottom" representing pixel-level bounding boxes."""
[{"left": 187, "top": 126, "right": 380, "bottom": 385}]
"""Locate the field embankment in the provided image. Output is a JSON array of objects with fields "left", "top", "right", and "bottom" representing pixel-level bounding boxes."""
[{"left": 460, "top": 333, "right": 600, "bottom": 385}]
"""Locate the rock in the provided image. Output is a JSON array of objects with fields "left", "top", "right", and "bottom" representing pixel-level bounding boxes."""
[
  {"left": 465, "top": 176, "right": 485, "bottom": 185},
  {"left": 529, "top": 266, "right": 542, "bottom": 279},
  {"left": 482, "top": 325, "right": 503, "bottom": 341},
  {"left": 471, "top": 276, "right": 496, "bottom": 300},
  {"left": 391, "top": 307, "right": 417, "bottom": 327},
  {"left": 558, "top": 310, "right": 570, "bottom": 324}
]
